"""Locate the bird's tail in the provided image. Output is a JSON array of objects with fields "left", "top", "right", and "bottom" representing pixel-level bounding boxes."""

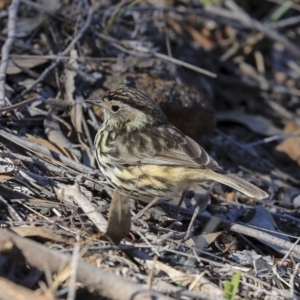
[{"left": 190, "top": 169, "right": 268, "bottom": 200}]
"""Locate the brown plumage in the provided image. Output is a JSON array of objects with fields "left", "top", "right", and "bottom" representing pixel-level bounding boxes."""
[{"left": 86, "top": 86, "right": 268, "bottom": 202}]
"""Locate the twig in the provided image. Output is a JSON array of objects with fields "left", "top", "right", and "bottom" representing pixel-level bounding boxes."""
[
  {"left": 12, "top": 5, "right": 97, "bottom": 104},
  {"left": 0, "top": 0, "right": 20, "bottom": 108},
  {"left": 279, "top": 236, "right": 300, "bottom": 267},
  {"left": 0, "top": 96, "right": 37, "bottom": 112},
  {"left": 153, "top": 51, "right": 216, "bottom": 78},
  {"left": 96, "top": 33, "right": 216, "bottom": 78},
  {"left": 67, "top": 239, "right": 80, "bottom": 300},
  {"left": 65, "top": 64, "right": 96, "bottom": 83},
  {"left": 289, "top": 263, "right": 300, "bottom": 299},
  {"left": 82, "top": 116, "right": 94, "bottom": 151},
  {"left": 9, "top": 54, "right": 117, "bottom": 62}
]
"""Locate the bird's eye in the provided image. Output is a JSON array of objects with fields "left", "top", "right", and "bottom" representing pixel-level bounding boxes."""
[{"left": 111, "top": 105, "right": 120, "bottom": 113}]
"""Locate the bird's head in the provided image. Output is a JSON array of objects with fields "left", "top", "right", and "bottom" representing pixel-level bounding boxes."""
[{"left": 85, "top": 86, "right": 167, "bottom": 131}]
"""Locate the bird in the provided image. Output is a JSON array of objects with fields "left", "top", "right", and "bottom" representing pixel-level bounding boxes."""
[{"left": 85, "top": 86, "right": 268, "bottom": 204}]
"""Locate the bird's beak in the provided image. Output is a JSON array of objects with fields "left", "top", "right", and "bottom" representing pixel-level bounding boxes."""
[{"left": 84, "top": 99, "right": 103, "bottom": 108}]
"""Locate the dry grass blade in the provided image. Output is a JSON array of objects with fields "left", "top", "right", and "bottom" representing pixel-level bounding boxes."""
[
  {"left": 12, "top": 226, "right": 66, "bottom": 243},
  {"left": 5, "top": 57, "right": 49, "bottom": 75}
]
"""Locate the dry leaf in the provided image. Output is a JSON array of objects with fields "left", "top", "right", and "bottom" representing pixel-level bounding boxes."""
[
  {"left": 25, "top": 137, "right": 79, "bottom": 162},
  {"left": 283, "top": 121, "right": 300, "bottom": 133},
  {"left": 6, "top": 57, "right": 49, "bottom": 75},
  {"left": 55, "top": 183, "right": 130, "bottom": 243},
  {"left": 17, "top": 78, "right": 38, "bottom": 89},
  {"left": 275, "top": 136, "right": 300, "bottom": 166},
  {"left": 216, "top": 111, "right": 283, "bottom": 136},
  {"left": 0, "top": 0, "right": 8, "bottom": 10},
  {"left": 0, "top": 157, "right": 14, "bottom": 174},
  {"left": 44, "top": 115, "right": 81, "bottom": 160},
  {"left": 105, "top": 190, "right": 131, "bottom": 244},
  {"left": 12, "top": 226, "right": 66, "bottom": 243},
  {"left": 12, "top": 15, "right": 45, "bottom": 38},
  {"left": 0, "top": 175, "right": 14, "bottom": 183},
  {"left": 186, "top": 231, "right": 223, "bottom": 251}
]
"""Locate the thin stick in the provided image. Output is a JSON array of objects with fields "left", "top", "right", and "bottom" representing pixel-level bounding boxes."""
[
  {"left": 97, "top": 33, "right": 216, "bottom": 78},
  {"left": 67, "top": 240, "right": 80, "bottom": 300},
  {"left": 0, "top": 96, "right": 37, "bottom": 112},
  {"left": 0, "top": 0, "right": 20, "bottom": 108}
]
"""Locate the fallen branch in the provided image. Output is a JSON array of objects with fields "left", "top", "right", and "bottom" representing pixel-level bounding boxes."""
[{"left": 0, "top": 229, "right": 170, "bottom": 300}]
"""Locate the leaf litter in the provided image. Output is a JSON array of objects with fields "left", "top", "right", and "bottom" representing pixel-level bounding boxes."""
[{"left": 0, "top": 1, "right": 300, "bottom": 299}]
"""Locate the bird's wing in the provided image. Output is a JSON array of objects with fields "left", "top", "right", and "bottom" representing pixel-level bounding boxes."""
[
  {"left": 113, "top": 126, "right": 220, "bottom": 170},
  {"left": 141, "top": 135, "right": 220, "bottom": 170},
  {"left": 180, "top": 135, "right": 220, "bottom": 169}
]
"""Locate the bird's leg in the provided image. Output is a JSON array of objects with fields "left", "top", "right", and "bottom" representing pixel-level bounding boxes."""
[
  {"left": 173, "top": 189, "right": 188, "bottom": 219},
  {"left": 134, "top": 189, "right": 189, "bottom": 221},
  {"left": 183, "top": 191, "right": 211, "bottom": 241},
  {"left": 132, "top": 197, "right": 162, "bottom": 220}
]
